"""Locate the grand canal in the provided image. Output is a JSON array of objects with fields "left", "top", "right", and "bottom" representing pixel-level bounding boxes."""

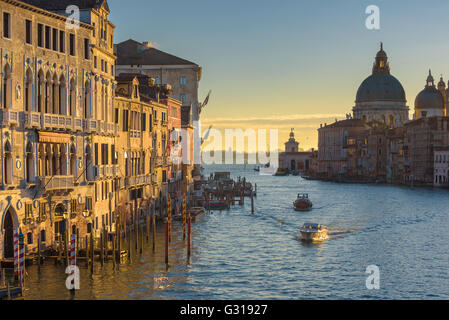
[{"left": 23, "top": 165, "right": 449, "bottom": 299}]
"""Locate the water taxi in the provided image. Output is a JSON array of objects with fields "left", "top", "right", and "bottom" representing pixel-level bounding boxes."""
[
  {"left": 293, "top": 193, "right": 313, "bottom": 211},
  {"left": 299, "top": 223, "right": 328, "bottom": 242}
]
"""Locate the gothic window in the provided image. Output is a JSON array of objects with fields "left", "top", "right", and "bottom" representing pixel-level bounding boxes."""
[
  {"left": 45, "top": 72, "right": 51, "bottom": 113},
  {"left": 52, "top": 74, "right": 58, "bottom": 114},
  {"left": 84, "top": 81, "right": 91, "bottom": 119},
  {"left": 26, "top": 142, "right": 34, "bottom": 183},
  {"left": 3, "top": 141, "right": 13, "bottom": 185},
  {"left": 60, "top": 145, "right": 67, "bottom": 176},
  {"left": 37, "top": 70, "right": 44, "bottom": 112},
  {"left": 69, "top": 79, "right": 75, "bottom": 116},
  {"left": 70, "top": 144, "right": 76, "bottom": 177},
  {"left": 59, "top": 75, "right": 66, "bottom": 115},
  {"left": 2, "top": 64, "right": 11, "bottom": 109},
  {"left": 25, "top": 68, "right": 33, "bottom": 111}
]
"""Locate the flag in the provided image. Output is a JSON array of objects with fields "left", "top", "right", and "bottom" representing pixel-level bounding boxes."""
[{"left": 199, "top": 90, "right": 211, "bottom": 114}]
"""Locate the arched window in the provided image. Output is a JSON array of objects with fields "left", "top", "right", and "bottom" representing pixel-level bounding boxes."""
[
  {"left": 3, "top": 141, "right": 13, "bottom": 184},
  {"left": 25, "top": 68, "right": 33, "bottom": 112},
  {"left": 69, "top": 79, "right": 75, "bottom": 116},
  {"left": 52, "top": 144, "right": 59, "bottom": 176},
  {"left": 26, "top": 142, "right": 34, "bottom": 183},
  {"left": 105, "top": 90, "right": 109, "bottom": 123},
  {"left": 3, "top": 64, "right": 11, "bottom": 108},
  {"left": 70, "top": 144, "right": 77, "bottom": 177},
  {"left": 101, "top": 85, "right": 105, "bottom": 120},
  {"left": 381, "top": 115, "right": 386, "bottom": 124},
  {"left": 37, "top": 70, "right": 44, "bottom": 112},
  {"left": 59, "top": 75, "right": 66, "bottom": 115},
  {"left": 45, "top": 72, "right": 51, "bottom": 113},
  {"left": 45, "top": 144, "right": 51, "bottom": 176},
  {"left": 84, "top": 81, "right": 91, "bottom": 118},
  {"left": 85, "top": 145, "right": 93, "bottom": 181},
  {"left": 52, "top": 74, "right": 58, "bottom": 114},
  {"left": 59, "top": 145, "right": 67, "bottom": 176}
]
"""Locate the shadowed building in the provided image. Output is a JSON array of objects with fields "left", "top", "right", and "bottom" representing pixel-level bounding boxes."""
[{"left": 279, "top": 129, "right": 313, "bottom": 173}]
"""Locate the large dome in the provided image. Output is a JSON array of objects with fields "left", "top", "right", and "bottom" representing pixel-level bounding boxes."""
[
  {"left": 355, "top": 43, "right": 406, "bottom": 104},
  {"left": 356, "top": 74, "right": 406, "bottom": 103},
  {"left": 415, "top": 71, "right": 444, "bottom": 110}
]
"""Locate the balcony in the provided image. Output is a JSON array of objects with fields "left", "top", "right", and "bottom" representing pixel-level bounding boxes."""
[
  {"left": 130, "top": 130, "right": 141, "bottom": 139},
  {"left": 1, "top": 110, "right": 19, "bottom": 126},
  {"left": 84, "top": 119, "right": 97, "bottom": 133},
  {"left": 39, "top": 176, "right": 74, "bottom": 191},
  {"left": 74, "top": 118, "right": 83, "bottom": 131},
  {"left": 24, "top": 112, "right": 41, "bottom": 128},
  {"left": 42, "top": 114, "right": 72, "bottom": 130}
]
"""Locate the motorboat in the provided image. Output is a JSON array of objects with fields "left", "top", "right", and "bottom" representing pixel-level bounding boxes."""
[
  {"left": 298, "top": 223, "right": 328, "bottom": 242},
  {"left": 293, "top": 193, "right": 313, "bottom": 211}
]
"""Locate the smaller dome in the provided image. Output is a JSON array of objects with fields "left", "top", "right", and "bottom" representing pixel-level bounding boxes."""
[
  {"left": 438, "top": 77, "right": 446, "bottom": 88},
  {"left": 415, "top": 71, "right": 444, "bottom": 110}
]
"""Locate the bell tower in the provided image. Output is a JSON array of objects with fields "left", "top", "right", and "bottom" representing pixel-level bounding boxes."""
[
  {"left": 372, "top": 42, "right": 390, "bottom": 75},
  {"left": 285, "top": 128, "right": 299, "bottom": 153}
]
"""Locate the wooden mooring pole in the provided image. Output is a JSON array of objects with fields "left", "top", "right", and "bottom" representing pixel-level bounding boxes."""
[
  {"left": 187, "top": 214, "right": 192, "bottom": 258},
  {"left": 164, "top": 218, "right": 169, "bottom": 265},
  {"left": 152, "top": 213, "right": 156, "bottom": 253},
  {"left": 146, "top": 215, "right": 150, "bottom": 243},
  {"left": 251, "top": 191, "right": 254, "bottom": 214},
  {"left": 37, "top": 233, "right": 41, "bottom": 269},
  {"left": 90, "top": 232, "right": 94, "bottom": 274},
  {"left": 100, "top": 232, "right": 104, "bottom": 266}
]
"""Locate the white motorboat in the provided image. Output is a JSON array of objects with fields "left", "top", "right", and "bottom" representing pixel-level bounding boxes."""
[{"left": 298, "top": 223, "right": 328, "bottom": 242}]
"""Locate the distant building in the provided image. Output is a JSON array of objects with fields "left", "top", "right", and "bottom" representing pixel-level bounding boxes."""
[
  {"left": 317, "top": 118, "right": 368, "bottom": 177},
  {"left": 279, "top": 130, "right": 313, "bottom": 173},
  {"left": 115, "top": 39, "right": 203, "bottom": 181},
  {"left": 434, "top": 148, "right": 449, "bottom": 187},
  {"left": 115, "top": 39, "right": 202, "bottom": 120}
]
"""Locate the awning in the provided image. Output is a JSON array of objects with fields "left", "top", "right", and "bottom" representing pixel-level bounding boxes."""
[{"left": 39, "top": 132, "right": 71, "bottom": 144}]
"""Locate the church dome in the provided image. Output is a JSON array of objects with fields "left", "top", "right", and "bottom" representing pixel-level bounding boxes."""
[
  {"left": 415, "top": 70, "right": 444, "bottom": 110},
  {"left": 355, "top": 43, "right": 406, "bottom": 104},
  {"left": 356, "top": 74, "right": 406, "bottom": 103}
]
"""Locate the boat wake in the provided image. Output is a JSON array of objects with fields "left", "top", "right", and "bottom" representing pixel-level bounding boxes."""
[{"left": 327, "top": 229, "right": 357, "bottom": 239}]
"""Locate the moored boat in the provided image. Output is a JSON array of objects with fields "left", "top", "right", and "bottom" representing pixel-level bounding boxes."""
[
  {"left": 293, "top": 193, "right": 313, "bottom": 211},
  {"left": 205, "top": 200, "right": 229, "bottom": 210},
  {"left": 298, "top": 223, "right": 328, "bottom": 242}
]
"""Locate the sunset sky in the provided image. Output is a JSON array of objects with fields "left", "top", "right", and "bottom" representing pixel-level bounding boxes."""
[{"left": 110, "top": 0, "right": 449, "bottom": 151}]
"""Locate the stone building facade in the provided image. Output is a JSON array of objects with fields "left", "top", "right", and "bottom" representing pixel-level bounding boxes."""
[{"left": 0, "top": 0, "right": 100, "bottom": 259}]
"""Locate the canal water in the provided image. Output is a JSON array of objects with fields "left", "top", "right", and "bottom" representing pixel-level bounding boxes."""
[{"left": 22, "top": 164, "right": 449, "bottom": 299}]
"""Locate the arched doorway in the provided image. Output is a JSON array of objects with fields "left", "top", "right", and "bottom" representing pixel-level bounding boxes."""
[
  {"left": 54, "top": 204, "right": 66, "bottom": 242},
  {"left": 290, "top": 159, "right": 296, "bottom": 171},
  {"left": 3, "top": 208, "right": 15, "bottom": 258}
]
